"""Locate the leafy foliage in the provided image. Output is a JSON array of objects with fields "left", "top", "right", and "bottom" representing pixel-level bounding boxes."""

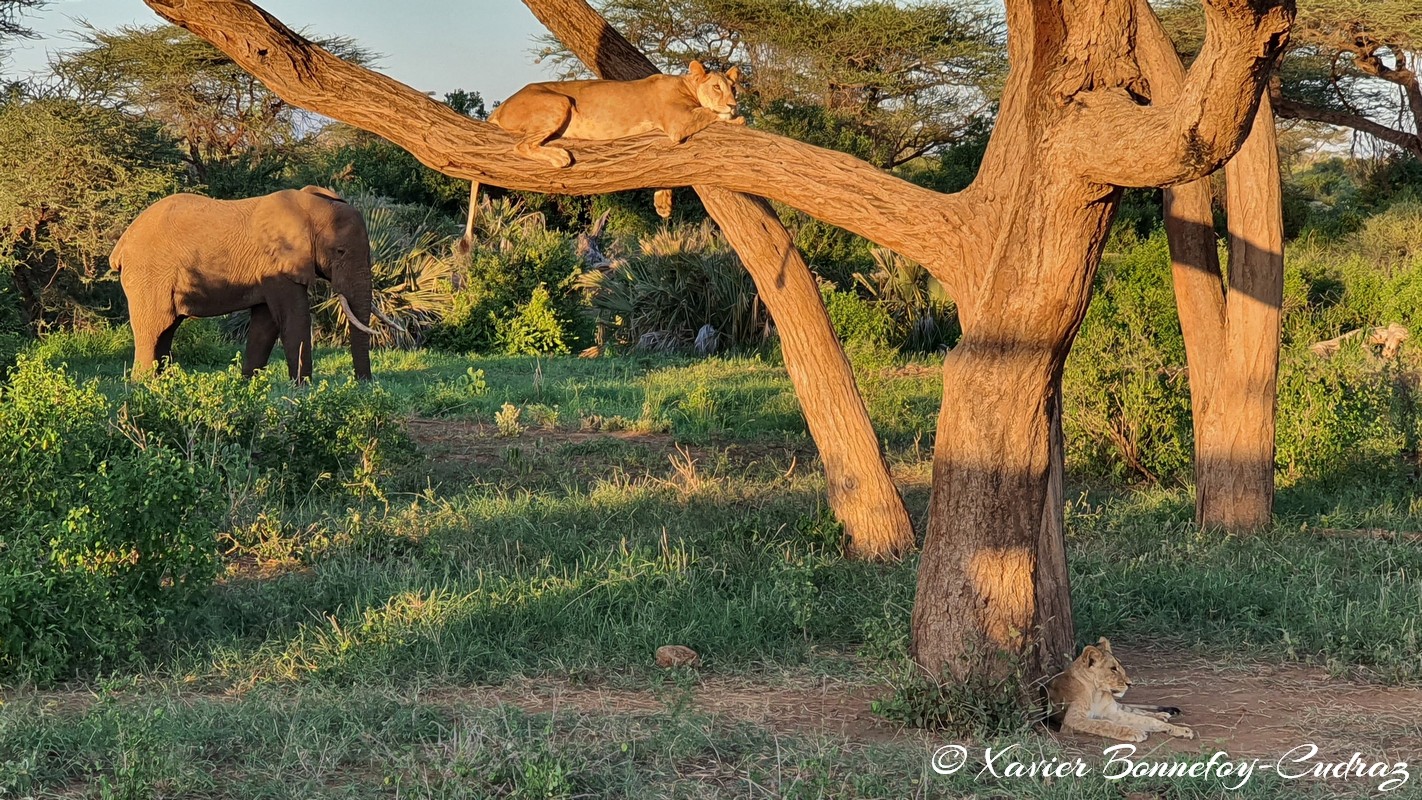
[
  {"left": 1065, "top": 234, "right": 1193, "bottom": 484},
  {"left": 51, "top": 24, "right": 373, "bottom": 191},
  {"left": 577, "top": 0, "right": 1004, "bottom": 168},
  {"left": 0, "top": 93, "right": 182, "bottom": 331},
  {"left": 427, "top": 199, "right": 587, "bottom": 355},
  {"left": 0, "top": 358, "right": 221, "bottom": 681},
  {"left": 0, "top": 353, "right": 414, "bottom": 681},
  {"left": 578, "top": 221, "right": 768, "bottom": 353}
]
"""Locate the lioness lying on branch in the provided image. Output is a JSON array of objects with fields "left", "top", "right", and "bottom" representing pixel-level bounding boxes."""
[
  {"left": 1047, "top": 638, "right": 1195, "bottom": 742},
  {"left": 458, "top": 61, "right": 744, "bottom": 252}
]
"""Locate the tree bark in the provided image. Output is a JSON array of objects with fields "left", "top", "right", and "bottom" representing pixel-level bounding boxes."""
[
  {"left": 143, "top": 0, "right": 1294, "bottom": 687},
  {"left": 1140, "top": 1, "right": 1284, "bottom": 531},
  {"left": 1209, "top": 96, "right": 1284, "bottom": 530},
  {"left": 517, "top": 0, "right": 914, "bottom": 560}
]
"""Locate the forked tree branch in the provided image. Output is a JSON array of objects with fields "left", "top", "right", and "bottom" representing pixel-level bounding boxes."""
[
  {"left": 140, "top": 0, "right": 972, "bottom": 278},
  {"left": 1063, "top": 0, "right": 1294, "bottom": 188}
]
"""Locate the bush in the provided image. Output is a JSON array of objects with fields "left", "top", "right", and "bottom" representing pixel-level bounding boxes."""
[
  {"left": 124, "top": 364, "right": 414, "bottom": 499},
  {"left": 499, "top": 285, "right": 573, "bottom": 356},
  {"left": 821, "top": 282, "right": 895, "bottom": 349},
  {"left": 579, "top": 221, "right": 768, "bottom": 353},
  {"left": 1064, "top": 233, "right": 1193, "bottom": 483},
  {"left": 1275, "top": 349, "right": 1412, "bottom": 484},
  {"left": 427, "top": 199, "right": 586, "bottom": 354},
  {"left": 0, "top": 358, "right": 222, "bottom": 682}
]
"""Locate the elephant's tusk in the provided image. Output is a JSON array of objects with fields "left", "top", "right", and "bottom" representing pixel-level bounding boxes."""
[
  {"left": 337, "top": 294, "right": 380, "bottom": 335},
  {"left": 371, "top": 305, "right": 407, "bottom": 332}
]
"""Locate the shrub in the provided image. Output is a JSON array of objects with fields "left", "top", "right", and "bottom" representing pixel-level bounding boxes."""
[
  {"left": 821, "top": 282, "right": 895, "bottom": 349},
  {"left": 498, "top": 285, "right": 573, "bottom": 356},
  {"left": 579, "top": 221, "right": 768, "bottom": 352},
  {"left": 1064, "top": 233, "right": 1193, "bottom": 483},
  {"left": 852, "top": 248, "right": 959, "bottom": 352},
  {"left": 427, "top": 199, "right": 586, "bottom": 354},
  {"left": 124, "top": 364, "right": 414, "bottom": 500},
  {"left": 0, "top": 358, "right": 221, "bottom": 682},
  {"left": 1275, "top": 349, "right": 1411, "bottom": 484}
]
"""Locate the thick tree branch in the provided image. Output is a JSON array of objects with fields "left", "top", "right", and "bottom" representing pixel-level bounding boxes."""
[
  {"left": 1063, "top": 0, "right": 1294, "bottom": 188},
  {"left": 1272, "top": 90, "right": 1422, "bottom": 157},
  {"left": 141, "top": 0, "right": 968, "bottom": 279}
]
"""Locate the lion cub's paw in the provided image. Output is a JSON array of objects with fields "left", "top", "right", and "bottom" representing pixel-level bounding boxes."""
[
  {"left": 728, "top": 116, "right": 746, "bottom": 125},
  {"left": 1127, "top": 730, "right": 1149, "bottom": 743},
  {"left": 1168, "top": 725, "right": 1195, "bottom": 739}
]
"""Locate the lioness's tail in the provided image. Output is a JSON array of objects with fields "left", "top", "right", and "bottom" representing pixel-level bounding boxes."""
[{"left": 455, "top": 180, "right": 480, "bottom": 257}]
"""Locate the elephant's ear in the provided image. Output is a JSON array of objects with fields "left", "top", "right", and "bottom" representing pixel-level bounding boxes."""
[
  {"left": 255, "top": 193, "right": 318, "bottom": 286},
  {"left": 264, "top": 232, "right": 317, "bottom": 286}
]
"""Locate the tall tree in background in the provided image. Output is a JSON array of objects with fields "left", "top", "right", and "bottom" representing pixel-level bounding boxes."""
[
  {"left": 51, "top": 24, "right": 371, "bottom": 189},
  {"left": 1139, "top": 1, "right": 1287, "bottom": 532},
  {"left": 560, "top": 0, "right": 1004, "bottom": 168},
  {"left": 143, "top": 0, "right": 1292, "bottom": 688},
  {"left": 1161, "top": 0, "right": 1421, "bottom": 157},
  {"left": 0, "top": 93, "right": 182, "bottom": 330}
]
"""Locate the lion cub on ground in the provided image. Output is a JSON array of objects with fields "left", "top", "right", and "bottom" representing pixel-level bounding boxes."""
[
  {"left": 1047, "top": 638, "right": 1194, "bottom": 742},
  {"left": 489, "top": 60, "right": 744, "bottom": 168}
]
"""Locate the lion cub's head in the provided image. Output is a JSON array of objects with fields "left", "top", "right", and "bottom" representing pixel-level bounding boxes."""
[
  {"left": 1074, "top": 637, "right": 1132, "bottom": 698},
  {"left": 685, "top": 60, "right": 742, "bottom": 120}
]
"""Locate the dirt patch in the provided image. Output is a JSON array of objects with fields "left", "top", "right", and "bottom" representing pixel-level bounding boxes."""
[
  {"left": 419, "top": 676, "right": 916, "bottom": 744},
  {"left": 411, "top": 650, "right": 1422, "bottom": 759},
  {"left": 406, "top": 417, "right": 812, "bottom": 478},
  {"left": 7, "top": 652, "right": 1419, "bottom": 760}
]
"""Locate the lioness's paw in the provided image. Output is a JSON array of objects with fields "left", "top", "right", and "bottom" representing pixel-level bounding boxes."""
[
  {"left": 537, "top": 148, "right": 572, "bottom": 168},
  {"left": 1170, "top": 725, "right": 1195, "bottom": 739},
  {"left": 1124, "top": 730, "right": 1148, "bottom": 743},
  {"left": 1149, "top": 711, "right": 1173, "bottom": 721},
  {"left": 728, "top": 116, "right": 746, "bottom": 125}
]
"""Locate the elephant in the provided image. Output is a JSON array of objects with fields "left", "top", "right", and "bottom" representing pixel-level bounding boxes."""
[{"left": 112, "top": 186, "right": 379, "bottom": 382}]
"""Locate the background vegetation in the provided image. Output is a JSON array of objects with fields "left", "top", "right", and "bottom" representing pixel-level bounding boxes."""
[{"left": 2, "top": 2, "right": 1421, "bottom": 797}]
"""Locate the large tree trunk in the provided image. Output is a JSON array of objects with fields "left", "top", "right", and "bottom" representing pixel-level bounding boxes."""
[
  {"left": 143, "top": 0, "right": 1293, "bottom": 692},
  {"left": 911, "top": 182, "right": 1113, "bottom": 680},
  {"left": 1140, "top": 6, "right": 1285, "bottom": 531},
  {"left": 1186, "top": 98, "right": 1284, "bottom": 530}
]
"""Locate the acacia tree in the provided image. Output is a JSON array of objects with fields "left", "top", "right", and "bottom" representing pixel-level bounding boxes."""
[
  {"left": 141, "top": 0, "right": 1293, "bottom": 682},
  {"left": 1137, "top": 4, "right": 1287, "bottom": 532},
  {"left": 1161, "top": 0, "right": 1421, "bottom": 157},
  {"left": 562, "top": 0, "right": 1004, "bottom": 169},
  {"left": 52, "top": 24, "right": 370, "bottom": 186}
]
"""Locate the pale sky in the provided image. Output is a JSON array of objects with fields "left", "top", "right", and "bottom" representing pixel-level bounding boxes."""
[{"left": 4, "top": 1, "right": 552, "bottom": 105}]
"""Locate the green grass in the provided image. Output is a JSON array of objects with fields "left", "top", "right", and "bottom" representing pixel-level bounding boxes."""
[
  {"left": 0, "top": 688, "right": 1360, "bottom": 799},
  {"left": 7, "top": 332, "right": 1422, "bottom": 798}
]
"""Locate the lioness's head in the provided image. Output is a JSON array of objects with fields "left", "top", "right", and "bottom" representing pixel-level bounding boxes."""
[
  {"left": 1075, "top": 637, "right": 1131, "bottom": 698},
  {"left": 686, "top": 60, "right": 742, "bottom": 120}
]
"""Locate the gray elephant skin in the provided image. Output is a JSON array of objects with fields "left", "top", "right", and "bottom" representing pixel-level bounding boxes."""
[{"left": 112, "top": 185, "right": 376, "bottom": 382}]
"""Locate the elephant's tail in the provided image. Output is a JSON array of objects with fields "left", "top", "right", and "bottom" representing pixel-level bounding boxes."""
[{"left": 109, "top": 234, "right": 129, "bottom": 274}]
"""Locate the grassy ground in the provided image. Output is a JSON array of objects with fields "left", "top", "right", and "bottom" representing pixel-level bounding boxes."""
[{"left": 3, "top": 333, "right": 1421, "bottom": 798}]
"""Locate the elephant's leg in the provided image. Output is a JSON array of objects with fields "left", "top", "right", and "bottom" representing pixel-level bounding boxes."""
[
  {"left": 153, "top": 318, "right": 183, "bottom": 373},
  {"left": 131, "top": 308, "right": 177, "bottom": 379},
  {"left": 271, "top": 298, "right": 314, "bottom": 383},
  {"left": 243, "top": 305, "right": 279, "bottom": 377}
]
